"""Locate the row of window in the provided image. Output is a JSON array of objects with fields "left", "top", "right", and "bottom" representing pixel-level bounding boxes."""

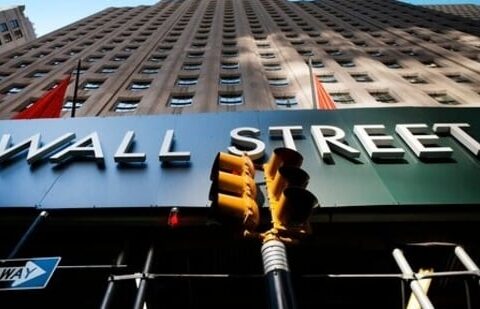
[
  {"left": 63, "top": 94, "right": 299, "bottom": 113},
  {"left": 2, "top": 69, "right": 473, "bottom": 98},
  {"left": 58, "top": 90, "right": 462, "bottom": 114}
]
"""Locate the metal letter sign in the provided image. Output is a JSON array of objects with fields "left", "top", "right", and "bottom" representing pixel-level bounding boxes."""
[{"left": 0, "top": 257, "right": 61, "bottom": 291}]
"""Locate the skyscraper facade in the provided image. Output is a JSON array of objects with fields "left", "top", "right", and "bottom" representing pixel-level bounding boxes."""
[
  {"left": 0, "top": 0, "right": 479, "bottom": 119},
  {"left": 1, "top": 1, "right": 479, "bottom": 308},
  {"left": 0, "top": 5, "right": 36, "bottom": 54}
]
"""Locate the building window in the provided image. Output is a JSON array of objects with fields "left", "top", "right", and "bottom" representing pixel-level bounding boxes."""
[
  {"left": 49, "top": 59, "right": 66, "bottom": 66},
  {"left": 3, "top": 84, "right": 26, "bottom": 95},
  {"left": 401, "top": 49, "right": 417, "bottom": 56},
  {"left": 221, "top": 62, "right": 239, "bottom": 70},
  {"left": 403, "top": 75, "right": 427, "bottom": 84},
  {"left": 429, "top": 93, "right": 459, "bottom": 105},
  {"left": 72, "top": 67, "right": 88, "bottom": 75},
  {"left": 149, "top": 55, "right": 166, "bottom": 62},
  {"left": 13, "top": 29, "right": 23, "bottom": 39},
  {"left": 0, "top": 72, "right": 10, "bottom": 81},
  {"left": 326, "top": 49, "right": 343, "bottom": 56},
  {"left": 268, "top": 78, "right": 289, "bottom": 87},
  {"left": 354, "top": 41, "right": 368, "bottom": 47},
  {"left": 384, "top": 61, "right": 402, "bottom": 69},
  {"left": 114, "top": 99, "right": 139, "bottom": 112},
  {"left": 318, "top": 75, "right": 337, "bottom": 83},
  {"left": 264, "top": 63, "right": 281, "bottom": 71},
  {"left": 16, "top": 61, "right": 31, "bottom": 68},
  {"left": 0, "top": 23, "right": 8, "bottom": 32},
  {"left": 123, "top": 46, "right": 139, "bottom": 52},
  {"left": 183, "top": 63, "right": 201, "bottom": 71},
  {"left": 112, "top": 55, "right": 129, "bottom": 62},
  {"left": 9, "top": 19, "right": 20, "bottom": 29},
  {"left": 298, "top": 50, "right": 314, "bottom": 57},
  {"left": 367, "top": 50, "right": 383, "bottom": 57},
  {"left": 331, "top": 92, "right": 355, "bottom": 104},
  {"left": 220, "top": 76, "right": 241, "bottom": 85},
  {"left": 63, "top": 98, "right": 86, "bottom": 111},
  {"left": 446, "top": 74, "right": 471, "bottom": 83},
  {"left": 99, "top": 46, "right": 114, "bottom": 53},
  {"left": 187, "top": 51, "right": 204, "bottom": 58},
  {"left": 170, "top": 95, "right": 193, "bottom": 107},
  {"left": 260, "top": 52, "right": 275, "bottom": 59},
  {"left": 4, "top": 33, "right": 13, "bottom": 43},
  {"left": 141, "top": 66, "right": 160, "bottom": 74},
  {"left": 371, "top": 91, "right": 397, "bottom": 103},
  {"left": 422, "top": 60, "right": 441, "bottom": 68},
  {"left": 177, "top": 77, "right": 198, "bottom": 86},
  {"left": 67, "top": 49, "right": 81, "bottom": 56},
  {"left": 309, "top": 60, "right": 324, "bottom": 68},
  {"left": 222, "top": 50, "right": 238, "bottom": 58},
  {"left": 351, "top": 73, "right": 373, "bottom": 82},
  {"left": 129, "top": 81, "right": 151, "bottom": 91},
  {"left": 86, "top": 55, "right": 103, "bottom": 63},
  {"left": 30, "top": 71, "right": 49, "bottom": 78},
  {"left": 82, "top": 81, "right": 104, "bottom": 90},
  {"left": 219, "top": 94, "right": 243, "bottom": 105},
  {"left": 337, "top": 60, "right": 355, "bottom": 68},
  {"left": 275, "top": 96, "right": 298, "bottom": 108},
  {"left": 99, "top": 66, "right": 118, "bottom": 74}
]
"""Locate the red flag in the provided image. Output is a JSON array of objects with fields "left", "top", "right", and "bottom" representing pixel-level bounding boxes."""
[
  {"left": 12, "top": 76, "right": 71, "bottom": 119},
  {"left": 314, "top": 77, "right": 336, "bottom": 110}
]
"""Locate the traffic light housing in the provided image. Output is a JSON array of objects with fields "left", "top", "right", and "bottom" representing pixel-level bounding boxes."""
[
  {"left": 263, "top": 147, "right": 318, "bottom": 236},
  {"left": 209, "top": 152, "right": 260, "bottom": 231}
]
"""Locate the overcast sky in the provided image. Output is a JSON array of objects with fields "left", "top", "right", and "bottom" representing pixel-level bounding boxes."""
[{"left": 1, "top": 0, "right": 479, "bottom": 37}]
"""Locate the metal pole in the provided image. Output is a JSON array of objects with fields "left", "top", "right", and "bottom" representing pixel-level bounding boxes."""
[
  {"left": 307, "top": 56, "right": 318, "bottom": 110},
  {"left": 8, "top": 210, "right": 48, "bottom": 259},
  {"left": 454, "top": 246, "right": 479, "bottom": 308},
  {"left": 71, "top": 59, "right": 81, "bottom": 118},
  {"left": 100, "top": 250, "right": 126, "bottom": 309},
  {"left": 262, "top": 239, "right": 297, "bottom": 309},
  {"left": 454, "top": 246, "right": 479, "bottom": 274},
  {"left": 133, "top": 245, "right": 154, "bottom": 309},
  {"left": 393, "top": 249, "right": 435, "bottom": 309}
]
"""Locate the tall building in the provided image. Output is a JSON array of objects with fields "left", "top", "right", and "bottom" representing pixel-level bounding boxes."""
[
  {"left": 0, "top": 0, "right": 479, "bottom": 119},
  {"left": 1, "top": 1, "right": 480, "bottom": 308},
  {"left": 423, "top": 4, "right": 480, "bottom": 21},
  {"left": 0, "top": 5, "right": 36, "bottom": 54}
]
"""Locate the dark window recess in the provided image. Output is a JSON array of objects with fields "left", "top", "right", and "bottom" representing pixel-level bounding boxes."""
[
  {"left": 429, "top": 93, "right": 460, "bottom": 105},
  {"left": 82, "top": 81, "right": 104, "bottom": 90},
  {"left": 403, "top": 75, "right": 427, "bottom": 84},
  {"left": 115, "top": 100, "right": 139, "bottom": 112},
  {"left": 170, "top": 95, "right": 193, "bottom": 107},
  {"left": 318, "top": 75, "right": 337, "bottom": 83},
  {"left": 331, "top": 92, "right": 355, "bottom": 104},
  {"left": 63, "top": 98, "right": 86, "bottom": 111},
  {"left": 371, "top": 92, "right": 397, "bottom": 103},
  {"left": 275, "top": 96, "right": 298, "bottom": 107},
  {"left": 219, "top": 94, "right": 243, "bottom": 105},
  {"left": 351, "top": 74, "right": 372, "bottom": 82},
  {"left": 129, "top": 81, "right": 151, "bottom": 91}
]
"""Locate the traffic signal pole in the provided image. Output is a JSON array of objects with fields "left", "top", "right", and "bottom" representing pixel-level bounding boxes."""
[
  {"left": 262, "top": 238, "right": 297, "bottom": 309},
  {"left": 207, "top": 149, "right": 317, "bottom": 309}
]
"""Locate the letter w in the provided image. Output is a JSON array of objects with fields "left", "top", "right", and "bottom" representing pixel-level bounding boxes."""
[{"left": 0, "top": 133, "right": 75, "bottom": 165}]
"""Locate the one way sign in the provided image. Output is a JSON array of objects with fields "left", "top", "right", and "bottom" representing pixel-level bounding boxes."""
[{"left": 0, "top": 257, "right": 61, "bottom": 291}]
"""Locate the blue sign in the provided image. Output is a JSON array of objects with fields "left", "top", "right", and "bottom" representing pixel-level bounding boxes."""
[
  {"left": 1, "top": 108, "right": 480, "bottom": 209},
  {"left": 0, "top": 257, "right": 61, "bottom": 291}
]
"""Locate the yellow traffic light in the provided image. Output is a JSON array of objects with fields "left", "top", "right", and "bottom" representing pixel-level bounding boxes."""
[
  {"left": 209, "top": 152, "right": 259, "bottom": 231},
  {"left": 263, "top": 148, "right": 318, "bottom": 235}
]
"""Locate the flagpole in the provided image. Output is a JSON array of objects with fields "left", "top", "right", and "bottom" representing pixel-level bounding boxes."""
[
  {"left": 308, "top": 56, "right": 318, "bottom": 110},
  {"left": 71, "top": 59, "right": 81, "bottom": 118}
]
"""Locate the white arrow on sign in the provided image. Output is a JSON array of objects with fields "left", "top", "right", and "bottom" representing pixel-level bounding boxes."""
[{"left": 0, "top": 261, "right": 46, "bottom": 287}]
